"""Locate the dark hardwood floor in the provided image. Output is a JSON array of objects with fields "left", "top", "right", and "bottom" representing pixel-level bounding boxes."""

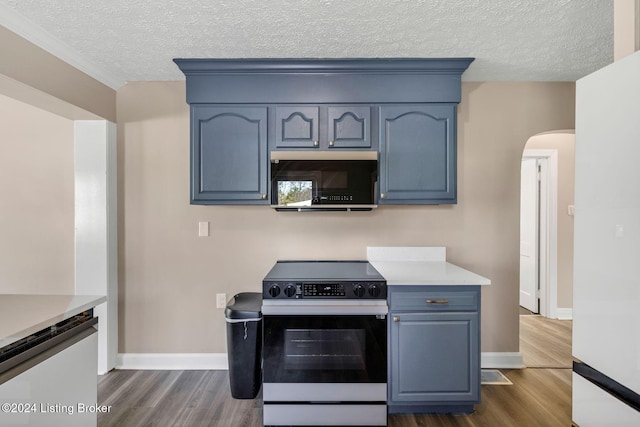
[
  {"left": 98, "top": 315, "right": 573, "bottom": 426},
  {"left": 98, "top": 370, "right": 261, "bottom": 426}
]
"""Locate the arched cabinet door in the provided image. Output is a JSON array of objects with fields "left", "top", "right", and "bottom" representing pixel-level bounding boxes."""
[
  {"left": 379, "top": 104, "right": 457, "bottom": 204},
  {"left": 275, "top": 106, "right": 319, "bottom": 148},
  {"left": 327, "top": 106, "right": 371, "bottom": 148},
  {"left": 191, "top": 106, "right": 269, "bottom": 204},
  {"left": 274, "top": 105, "right": 372, "bottom": 149}
]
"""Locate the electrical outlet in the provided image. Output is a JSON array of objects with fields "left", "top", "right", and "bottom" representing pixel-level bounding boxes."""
[{"left": 216, "top": 293, "right": 227, "bottom": 309}]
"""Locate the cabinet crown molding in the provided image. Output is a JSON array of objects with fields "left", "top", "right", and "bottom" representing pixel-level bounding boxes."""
[
  {"left": 174, "top": 57, "right": 474, "bottom": 104},
  {"left": 173, "top": 58, "right": 474, "bottom": 75}
]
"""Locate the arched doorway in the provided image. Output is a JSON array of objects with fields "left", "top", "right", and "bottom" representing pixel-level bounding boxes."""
[{"left": 519, "top": 130, "right": 575, "bottom": 320}]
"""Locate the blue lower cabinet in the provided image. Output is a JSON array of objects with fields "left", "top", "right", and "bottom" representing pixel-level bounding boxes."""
[
  {"left": 388, "top": 286, "right": 481, "bottom": 414},
  {"left": 191, "top": 106, "right": 269, "bottom": 204},
  {"left": 379, "top": 104, "right": 457, "bottom": 204}
]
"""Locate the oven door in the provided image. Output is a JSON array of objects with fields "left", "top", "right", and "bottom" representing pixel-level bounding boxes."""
[
  {"left": 262, "top": 301, "right": 387, "bottom": 386},
  {"left": 262, "top": 301, "right": 388, "bottom": 425}
]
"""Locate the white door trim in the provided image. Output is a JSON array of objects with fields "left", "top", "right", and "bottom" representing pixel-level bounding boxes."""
[{"left": 522, "top": 149, "right": 558, "bottom": 319}]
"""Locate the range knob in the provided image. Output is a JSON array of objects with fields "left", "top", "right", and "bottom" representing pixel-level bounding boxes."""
[
  {"left": 284, "top": 284, "right": 297, "bottom": 298},
  {"left": 353, "top": 283, "right": 366, "bottom": 297},
  {"left": 268, "top": 284, "right": 281, "bottom": 298},
  {"left": 368, "top": 284, "right": 382, "bottom": 298}
]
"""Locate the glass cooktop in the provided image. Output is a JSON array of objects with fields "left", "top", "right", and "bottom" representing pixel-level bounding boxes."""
[{"left": 263, "top": 260, "right": 385, "bottom": 283}]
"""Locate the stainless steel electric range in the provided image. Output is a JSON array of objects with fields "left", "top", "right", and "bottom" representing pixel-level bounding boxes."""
[{"left": 262, "top": 260, "right": 388, "bottom": 427}]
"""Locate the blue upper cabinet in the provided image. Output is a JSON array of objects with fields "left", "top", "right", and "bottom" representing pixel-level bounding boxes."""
[
  {"left": 174, "top": 58, "right": 473, "bottom": 205},
  {"left": 173, "top": 58, "right": 473, "bottom": 104},
  {"left": 275, "top": 106, "right": 319, "bottom": 148},
  {"left": 191, "top": 106, "right": 269, "bottom": 204},
  {"left": 327, "top": 106, "right": 371, "bottom": 149},
  {"left": 379, "top": 104, "right": 457, "bottom": 204},
  {"left": 274, "top": 106, "right": 372, "bottom": 149}
]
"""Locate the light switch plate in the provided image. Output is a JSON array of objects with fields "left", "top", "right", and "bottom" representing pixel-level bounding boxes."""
[{"left": 198, "top": 221, "right": 209, "bottom": 237}]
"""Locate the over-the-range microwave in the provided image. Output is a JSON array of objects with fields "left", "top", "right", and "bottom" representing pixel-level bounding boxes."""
[{"left": 270, "top": 151, "right": 378, "bottom": 212}]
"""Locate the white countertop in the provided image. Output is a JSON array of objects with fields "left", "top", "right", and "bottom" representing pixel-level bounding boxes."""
[
  {"left": 370, "top": 260, "right": 491, "bottom": 286},
  {"left": 0, "top": 294, "right": 106, "bottom": 348},
  {"left": 368, "top": 246, "right": 491, "bottom": 286}
]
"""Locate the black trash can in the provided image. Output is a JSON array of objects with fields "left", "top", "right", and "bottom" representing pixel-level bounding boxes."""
[{"left": 224, "top": 292, "right": 262, "bottom": 399}]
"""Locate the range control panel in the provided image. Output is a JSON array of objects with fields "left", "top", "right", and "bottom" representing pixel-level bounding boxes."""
[
  {"left": 304, "top": 283, "right": 345, "bottom": 297},
  {"left": 263, "top": 281, "right": 386, "bottom": 299}
]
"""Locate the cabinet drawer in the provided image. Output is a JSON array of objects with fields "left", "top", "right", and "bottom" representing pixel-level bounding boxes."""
[{"left": 390, "top": 291, "right": 478, "bottom": 312}]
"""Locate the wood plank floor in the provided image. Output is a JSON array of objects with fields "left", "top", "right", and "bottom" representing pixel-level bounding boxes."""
[
  {"left": 98, "top": 370, "right": 262, "bottom": 427},
  {"left": 520, "top": 314, "right": 572, "bottom": 368},
  {"left": 98, "top": 315, "right": 573, "bottom": 426}
]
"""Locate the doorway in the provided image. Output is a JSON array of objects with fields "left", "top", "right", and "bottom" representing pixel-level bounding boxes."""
[
  {"left": 520, "top": 156, "right": 543, "bottom": 313},
  {"left": 519, "top": 148, "right": 558, "bottom": 319}
]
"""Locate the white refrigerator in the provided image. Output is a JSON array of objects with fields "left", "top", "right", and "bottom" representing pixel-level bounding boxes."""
[{"left": 573, "top": 50, "right": 640, "bottom": 425}]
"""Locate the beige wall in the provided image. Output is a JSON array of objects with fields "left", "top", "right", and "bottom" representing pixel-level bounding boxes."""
[
  {"left": 613, "top": 0, "right": 640, "bottom": 60},
  {"left": 117, "top": 81, "right": 575, "bottom": 354},
  {"left": 0, "top": 94, "right": 75, "bottom": 294},
  {"left": 0, "top": 26, "right": 116, "bottom": 122},
  {"left": 524, "top": 131, "right": 575, "bottom": 309}
]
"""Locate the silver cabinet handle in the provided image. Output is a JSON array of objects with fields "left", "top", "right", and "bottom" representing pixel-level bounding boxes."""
[
  {"left": 426, "top": 299, "right": 449, "bottom": 304},
  {"left": 393, "top": 316, "right": 400, "bottom": 322},
  {"left": 329, "top": 140, "right": 335, "bottom": 147},
  {"left": 380, "top": 193, "right": 386, "bottom": 199},
  {"left": 260, "top": 194, "right": 267, "bottom": 200},
  {"left": 313, "top": 140, "right": 319, "bottom": 147}
]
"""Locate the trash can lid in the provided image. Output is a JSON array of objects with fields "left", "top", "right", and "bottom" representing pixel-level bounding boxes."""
[{"left": 224, "top": 292, "right": 262, "bottom": 320}]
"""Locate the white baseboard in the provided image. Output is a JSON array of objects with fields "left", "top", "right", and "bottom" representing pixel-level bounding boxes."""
[
  {"left": 555, "top": 308, "right": 573, "bottom": 320},
  {"left": 481, "top": 352, "right": 524, "bottom": 369},
  {"left": 116, "top": 352, "right": 524, "bottom": 371},
  {"left": 116, "top": 353, "right": 228, "bottom": 370}
]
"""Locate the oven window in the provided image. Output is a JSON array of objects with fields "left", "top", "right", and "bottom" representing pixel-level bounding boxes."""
[
  {"left": 284, "top": 329, "right": 366, "bottom": 371},
  {"left": 263, "top": 315, "right": 386, "bottom": 384}
]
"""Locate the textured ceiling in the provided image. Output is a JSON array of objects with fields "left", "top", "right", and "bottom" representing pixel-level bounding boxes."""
[{"left": 0, "top": 0, "right": 613, "bottom": 88}]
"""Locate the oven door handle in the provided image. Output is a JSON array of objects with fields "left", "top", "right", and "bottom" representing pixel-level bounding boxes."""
[{"left": 262, "top": 300, "right": 388, "bottom": 316}]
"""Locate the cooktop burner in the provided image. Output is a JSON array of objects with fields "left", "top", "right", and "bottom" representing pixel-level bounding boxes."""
[{"left": 262, "top": 260, "right": 386, "bottom": 300}]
